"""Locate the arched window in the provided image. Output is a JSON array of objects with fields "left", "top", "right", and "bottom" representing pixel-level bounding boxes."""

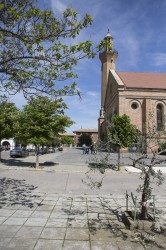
[{"left": 157, "top": 104, "right": 163, "bottom": 130}]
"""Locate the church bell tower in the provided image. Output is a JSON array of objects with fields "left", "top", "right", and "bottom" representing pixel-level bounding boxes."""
[{"left": 98, "top": 31, "right": 118, "bottom": 139}]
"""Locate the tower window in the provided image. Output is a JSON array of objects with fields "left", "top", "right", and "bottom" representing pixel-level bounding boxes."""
[
  {"left": 131, "top": 102, "right": 138, "bottom": 110},
  {"left": 157, "top": 104, "right": 164, "bottom": 130}
]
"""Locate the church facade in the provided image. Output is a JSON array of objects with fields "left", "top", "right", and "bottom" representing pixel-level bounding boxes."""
[{"left": 98, "top": 32, "right": 166, "bottom": 151}]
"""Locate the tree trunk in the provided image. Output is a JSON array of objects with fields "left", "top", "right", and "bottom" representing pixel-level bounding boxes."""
[
  {"left": 117, "top": 147, "right": 120, "bottom": 171},
  {"left": 0, "top": 149, "right": 1, "bottom": 162},
  {"left": 35, "top": 146, "right": 40, "bottom": 168},
  {"left": 141, "top": 171, "right": 150, "bottom": 219}
]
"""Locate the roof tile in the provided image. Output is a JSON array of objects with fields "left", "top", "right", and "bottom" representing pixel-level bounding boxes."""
[{"left": 117, "top": 72, "right": 166, "bottom": 89}]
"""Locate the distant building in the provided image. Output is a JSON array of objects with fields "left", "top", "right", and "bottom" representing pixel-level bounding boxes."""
[
  {"left": 0, "top": 139, "right": 15, "bottom": 150},
  {"left": 73, "top": 129, "right": 98, "bottom": 145}
]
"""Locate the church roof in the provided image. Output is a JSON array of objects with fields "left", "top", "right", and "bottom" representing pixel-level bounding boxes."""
[
  {"left": 117, "top": 72, "right": 166, "bottom": 89},
  {"left": 73, "top": 129, "right": 98, "bottom": 133}
]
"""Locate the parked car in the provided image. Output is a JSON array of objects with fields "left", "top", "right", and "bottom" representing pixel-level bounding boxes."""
[
  {"left": 48, "top": 147, "right": 55, "bottom": 153},
  {"left": 58, "top": 146, "right": 63, "bottom": 151},
  {"left": 27, "top": 149, "right": 36, "bottom": 156},
  {"left": 38, "top": 148, "right": 47, "bottom": 154},
  {"left": 10, "top": 147, "right": 29, "bottom": 158}
]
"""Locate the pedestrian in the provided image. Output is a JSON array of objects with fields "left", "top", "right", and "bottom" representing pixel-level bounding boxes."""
[
  {"left": 82, "top": 144, "right": 86, "bottom": 154},
  {"left": 90, "top": 144, "right": 94, "bottom": 154}
]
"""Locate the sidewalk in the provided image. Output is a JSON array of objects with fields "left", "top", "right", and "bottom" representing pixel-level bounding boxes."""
[
  {"left": 0, "top": 150, "right": 166, "bottom": 249},
  {"left": 0, "top": 193, "right": 166, "bottom": 250}
]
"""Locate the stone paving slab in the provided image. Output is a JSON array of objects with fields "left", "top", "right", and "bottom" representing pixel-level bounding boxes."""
[{"left": 0, "top": 194, "right": 166, "bottom": 249}]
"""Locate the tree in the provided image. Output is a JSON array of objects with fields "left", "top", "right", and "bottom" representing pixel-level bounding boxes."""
[
  {"left": 78, "top": 133, "right": 92, "bottom": 147},
  {"left": 131, "top": 114, "right": 165, "bottom": 220},
  {"left": 107, "top": 114, "right": 137, "bottom": 171},
  {"left": 84, "top": 113, "right": 165, "bottom": 221},
  {"left": 14, "top": 96, "right": 73, "bottom": 168},
  {"left": 61, "top": 136, "right": 74, "bottom": 146},
  {"left": 0, "top": 98, "right": 18, "bottom": 160},
  {"left": 0, "top": 0, "right": 101, "bottom": 99}
]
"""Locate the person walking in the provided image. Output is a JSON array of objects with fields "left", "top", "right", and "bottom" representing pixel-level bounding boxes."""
[
  {"left": 82, "top": 144, "right": 86, "bottom": 154},
  {"left": 90, "top": 144, "right": 94, "bottom": 154}
]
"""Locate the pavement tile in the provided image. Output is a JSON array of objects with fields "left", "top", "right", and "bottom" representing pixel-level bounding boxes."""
[
  {"left": 5, "top": 204, "right": 21, "bottom": 210},
  {"left": 34, "top": 239, "right": 63, "bottom": 250},
  {"left": 71, "top": 201, "right": 87, "bottom": 207},
  {"left": 88, "top": 212, "right": 101, "bottom": 220},
  {"left": 24, "top": 218, "right": 47, "bottom": 227},
  {"left": 14, "top": 226, "right": 43, "bottom": 238},
  {"left": 18, "top": 205, "right": 38, "bottom": 211},
  {"left": 3, "top": 217, "right": 28, "bottom": 226},
  {"left": 0, "top": 216, "right": 7, "bottom": 224},
  {"left": 0, "top": 225, "right": 21, "bottom": 237},
  {"left": 67, "top": 218, "right": 88, "bottom": 228},
  {"left": 70, "top": 207, "right": 87, "bottom": 214},
  {"left": 65, "top": 228, "right": 89, "bottom": 240},
  {"left": 72, "top": 197, "right": 87, "bottom": 202},
  {"left": 31, "top": 210, "right": 52, "bottom": 219},
  {"left": 30, "top": 199, "right": 43, "bottom": 204},
  {"left": 35, "top": 204, "right": 55, "bottom": 211},
  {"left": 40, "top": 200, "right": 57, "bottom": 205},
  {"left": 40, "top": 227, "right": 66, "bottom": 239},
  {"left": 87, "top": 207, "right": 104, "bottom": 213},
  {"left": 50, "top": 212, "right": 69, "bottom": 219},
  {"left": 88, "top": 219, "right": 110, "bottom": 229},
  {"left": 45, "top": 218, "right": 68, "bottom": 227},
  {"left": 56, "top": 201, "right": 72, "bottom": 206},
  {"left": 12, "top": 209, "right": 34, "bottom": 217},
  {"left": 0, "top": 209, "right": 16, "bottom": 216},
  {"left": 53, "top": 205, "right": 68, "bottom": 211},
  {"left": 43, "top": 196, "right": 59, "bottom": 201},
  {"left": 89, "top": 228, "right": 114, "bottom": 241},
  {"left": 116, "top": 241, "right": 145, "bottom": 250},
  {"left": 5, "top": 238, "right": 37, "bottom": 250},
  {"left": 68, "top": 213, "right": 88, "bottom": 220},
  {"left": 63, "top": 240, "right": 90, "bottom": 250},
  {"left": 90, "top": 240, "right": 119, "bottom": 250},
  {"left": 0, "top": 237, "right": 12, "bottom": 248}
]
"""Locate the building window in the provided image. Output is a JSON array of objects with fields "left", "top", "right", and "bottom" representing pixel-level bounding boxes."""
[
  {"left": 131, "top": 102, "right": 139, "bottom": 110},
  {"left": 157, "top": 104, "right": 164, "bottom": 130}
]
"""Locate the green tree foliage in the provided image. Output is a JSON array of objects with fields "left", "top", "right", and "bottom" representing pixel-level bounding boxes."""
[
  {"left": 14, "top": 96, "right": 73, "bottom": 167},
  {"left": 0, "top": 0, "right": 99, "bottom": 99},
  {"left": 108, "top": 114, "right": 137, "bottom": 148},
  {"left": 78, "top": 133, "right": 92, "bottom": 146},
  {"left": 0, "top": 98, "right": 18, "bottom": 160},
  {"left": 107, "top": 114, "right": 137, "bottom": 170},
  {"left": 61, "top": 136, "right": 74, "bottom": 146}
]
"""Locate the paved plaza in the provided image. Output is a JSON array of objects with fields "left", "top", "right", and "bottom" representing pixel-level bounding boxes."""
[{"left": 0, "top": 148, "right": 166, "bottom": 249}]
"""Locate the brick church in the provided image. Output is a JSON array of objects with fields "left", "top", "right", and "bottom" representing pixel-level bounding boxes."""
[{"left": 98, "top": 31, "right": 166, "bottom": 151}]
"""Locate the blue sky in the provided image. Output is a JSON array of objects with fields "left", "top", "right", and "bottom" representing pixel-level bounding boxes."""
[{"left": 11, "top": 0, "right": 166, "bottom": 132}]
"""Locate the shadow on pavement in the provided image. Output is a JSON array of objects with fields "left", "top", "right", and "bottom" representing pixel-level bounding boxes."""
[
  {"left": 0, "top": 177, "right": 40, "bottom": 208},
  {"left": 0, "top": 158, "right": 56, "bottom": 168}
]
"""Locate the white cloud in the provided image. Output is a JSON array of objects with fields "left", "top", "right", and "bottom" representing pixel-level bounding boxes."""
[
  {"left": 50, "top": 0, "right": 67, "bottom": 13},
  {"left": 151, "top": 53, "right": 166, "bottom": 67}
]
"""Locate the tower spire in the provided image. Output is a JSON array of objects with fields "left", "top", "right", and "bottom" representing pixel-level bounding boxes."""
[{"left": 99, "top": 31, "right": 118, "bottom": 108}]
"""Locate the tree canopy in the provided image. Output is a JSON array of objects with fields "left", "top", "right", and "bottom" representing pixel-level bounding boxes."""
[
  {"left": 0, "top": 98, "right": 18, "bottom": 141},
  {"left": 14, "top": 96, "right": 73, "bottom": 167},
  {"left": 0, "top": 98, "right": 18, "bottom": 159},
  {"left": 78, "top": 133, "right": 92, "bottom": 146},
  {"left": 108, "top": 114, "right": 137, "bottom": 149},
  {"left": 107, "top": 114, "right": 137, "bottom": 170},
  {"left": 0, "top": 0, "right": 98, "bottom": 99},
  {"left": 61, "top": 136, "right": 74, "bottom": 146},
  {"left": 15, "top": 96, "right": 73, "bottom": 145}
]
